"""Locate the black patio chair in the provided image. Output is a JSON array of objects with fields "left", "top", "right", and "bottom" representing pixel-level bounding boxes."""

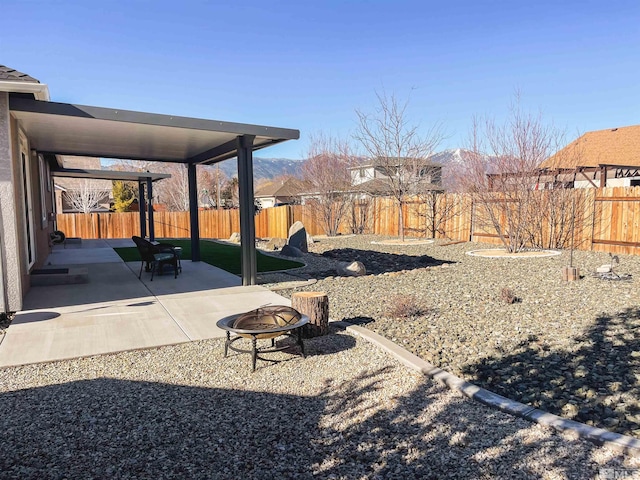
[{"left": 131, "top": 236, "right": 180, "bottom": 281}]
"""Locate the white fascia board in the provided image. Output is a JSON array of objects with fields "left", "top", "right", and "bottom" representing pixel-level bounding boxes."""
[{"left": 0, "top": 81, "right": 50, "bottom": 101}]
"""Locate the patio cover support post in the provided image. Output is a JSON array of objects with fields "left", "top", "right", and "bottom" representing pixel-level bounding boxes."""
[
  {"left": 147, "top": 177, "right": 155, "bottom": 242},
  {"left": 188, "top": 163, "right": 201, "bottom": 262},
  {"left": 138, "top": 182, "right": 147, "bottom": 239},
  {"left": 237, "top": 135, "right": 256, "bottom": 286}
]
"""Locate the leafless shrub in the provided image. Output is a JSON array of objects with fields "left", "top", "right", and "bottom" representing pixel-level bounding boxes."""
[
  {"left": 457, "top": 94, "right": 587, "bottom": 252},
  {"left": 500, "top": 287, "right": 518, "bottom": 305},
  {"left": 387, "top": 295, "right": 431, "bottom": 319}
]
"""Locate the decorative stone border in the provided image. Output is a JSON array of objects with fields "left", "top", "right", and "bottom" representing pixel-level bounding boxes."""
[
  {"left": 312, "top": 234, "right": 357, "bottom": 240},
  {"left": 466, "top": 249, "right": 561, "bottom": 258},
  {"left": 333, "top": 320, "right": 640, "bottom": 455},
  {"left": 371, "top": 239, "right": 435, "bottom": 246},
  {"left": 268, "top": 279, "right": 318, "bottom": 291}
]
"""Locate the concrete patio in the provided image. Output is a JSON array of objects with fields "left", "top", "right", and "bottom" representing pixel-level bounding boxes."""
[{"left": 0, "top": 239, "right": 292, "bottom": 367}]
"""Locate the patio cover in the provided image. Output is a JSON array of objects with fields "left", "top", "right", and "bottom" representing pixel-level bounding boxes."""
[
  {"left": 51, "top": 167, "right": 171, "bottom": 241},
  {"left": 10, "top": 95, "right": 300, "bottom": 285}
]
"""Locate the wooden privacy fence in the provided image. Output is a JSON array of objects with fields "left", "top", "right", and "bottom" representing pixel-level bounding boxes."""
[{"left": 56, "top": 186, "right": 640, "bottom": 256}]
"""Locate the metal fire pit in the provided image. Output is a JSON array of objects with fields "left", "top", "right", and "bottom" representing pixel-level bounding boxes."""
[{"left": 216, "top": 306, "right": 309, "bottom": 371}]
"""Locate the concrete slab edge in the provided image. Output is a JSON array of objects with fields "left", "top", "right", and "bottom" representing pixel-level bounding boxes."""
[
  {"left": 0, "top": 340, "right": 192, "bottom": 370},
  {"left": 333, "top": 321, "right": 640, "bottom": 456}
]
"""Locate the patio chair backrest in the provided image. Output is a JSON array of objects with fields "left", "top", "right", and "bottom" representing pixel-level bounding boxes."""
[{"left": 132, "top": 236, "right": 156, "bottom": 263}]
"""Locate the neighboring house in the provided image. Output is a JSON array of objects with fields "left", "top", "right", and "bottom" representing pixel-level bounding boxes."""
[
  {"left": 54, "top": 157, "right": 112, "bottom": 212},
  {"left": 254, "top": 177, "right": 307, "bottom": 208},
  {"left": 538, "top": 125, "right": 640, "bottom": 188},
  {"left": 348, "top": 157, "right": 443, "bottom": 197}
]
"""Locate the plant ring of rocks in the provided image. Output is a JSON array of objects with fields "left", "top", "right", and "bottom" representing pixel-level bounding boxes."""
[
  {"left": 466, "top": 249, "right": 562, "bottom": 258},
  {"left": 371, "top": 239, "right": 435, "bottom": 246}
]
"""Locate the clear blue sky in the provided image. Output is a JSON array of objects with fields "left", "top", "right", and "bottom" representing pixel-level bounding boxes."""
[{"left": 3, "top": 0, "right": 639, "bottom": 160}]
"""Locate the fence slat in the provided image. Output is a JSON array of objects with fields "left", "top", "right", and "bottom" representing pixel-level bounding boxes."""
[{"left": 55, "top": 186, "right": 640, "bottom": 256}]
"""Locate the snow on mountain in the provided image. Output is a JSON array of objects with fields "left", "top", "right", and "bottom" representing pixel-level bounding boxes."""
[{"left": 207, "top": 157, "right": 303, "bottom": 180}]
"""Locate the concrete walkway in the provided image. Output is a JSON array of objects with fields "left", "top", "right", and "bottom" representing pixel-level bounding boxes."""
[{"left": 0, "top": 239, "right": 291, "bottom": 367}]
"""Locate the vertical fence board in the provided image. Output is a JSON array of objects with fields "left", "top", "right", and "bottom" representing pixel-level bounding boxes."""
[{"left": 55, "top": 186, "right": 640, "bottom": 256}]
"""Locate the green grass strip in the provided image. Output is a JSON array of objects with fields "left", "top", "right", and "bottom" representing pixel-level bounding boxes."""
[{"left": 114, "top": 239, "right": 303, "bottom": 275}]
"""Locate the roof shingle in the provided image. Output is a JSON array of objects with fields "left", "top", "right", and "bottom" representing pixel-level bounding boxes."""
[
  {"left": 255, "top": 178, "right": 308, "bottom": 198},
  {"left": 0, "top": 65, "right": 40, "bottom": 83},
  {"left": 540, "top": 125, "right": 640, "bottom": 169}
]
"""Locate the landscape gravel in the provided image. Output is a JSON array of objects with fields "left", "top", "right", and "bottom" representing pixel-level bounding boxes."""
[
  {"left": 263, "top": 234, "right": 640, "bottom": 439},
  {"left": 0, "top": 330, "right": 638, "bottom": 478}
]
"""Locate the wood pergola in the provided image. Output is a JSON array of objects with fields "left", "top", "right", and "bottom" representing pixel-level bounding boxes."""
[{"left": 487, "top": 164, "right": 640, "bottom": 190}]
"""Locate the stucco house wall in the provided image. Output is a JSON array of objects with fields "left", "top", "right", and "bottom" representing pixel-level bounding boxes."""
[
  {"left": 0, "top": 93, "right": 25, "bottom": 312},
  {"left": 0, "top": 92, "right": 55, "bottom": 312}
]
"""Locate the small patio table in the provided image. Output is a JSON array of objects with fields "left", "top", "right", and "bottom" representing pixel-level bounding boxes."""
[{"left": 216, "top": 306, "right": 309, "bottom": 372}]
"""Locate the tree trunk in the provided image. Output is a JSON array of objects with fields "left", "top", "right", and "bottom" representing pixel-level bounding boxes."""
[
  {"left": 562, "top": 266, "right": 579, "bottom": 281},
  {"left": 398, "top": 200, "right": 405, "bottom": 241},
  {"left": 292, "top": 291, "right": 329, "bottom": 338}
]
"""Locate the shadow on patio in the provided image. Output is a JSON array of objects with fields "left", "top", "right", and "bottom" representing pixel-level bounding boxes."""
[{"left": 0, "top": 239, "right": 296, "bottom": 367}]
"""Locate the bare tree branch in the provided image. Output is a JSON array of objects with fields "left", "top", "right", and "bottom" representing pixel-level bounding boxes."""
[
  {"left": 301, "top": 132, "right": 355, "bottom": 236},
  {"left": 458, "top": 97, "right": 587, "bottom": 252},
  {"left": 354, "top": 91, "right": 444, "bottom": 240},
  {"left": 65, "top": 179, "right": 111, "bottom": 213}
]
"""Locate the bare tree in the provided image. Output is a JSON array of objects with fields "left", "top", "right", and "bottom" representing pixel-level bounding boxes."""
[
  {"left": 199, "top": 165, "right": 227, "bottom": 209},
  {"left": 301, "top": 132, "right": 355, "bottom": 236},
  {"left": 65, "top": 179, "right": 111, "bottom": 213},
  {"left": 154, "top": 164, "right": 190, "bottom": 211},
  {"left": 221, "top": 176, "right": 239, "bottom": 208},
  {"left": 459, "top": 98, "right": 586, "bottom": 252},
  {"left": 355, "top": 91, "right": 444, "bottom": 241},
  {"left": 413, "top": 190, "right": 463, "bottom": 239}
]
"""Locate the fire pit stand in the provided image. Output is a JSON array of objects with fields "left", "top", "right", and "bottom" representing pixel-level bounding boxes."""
[{"left": 216, "top": 306, "right": 309, "bottom": 372}]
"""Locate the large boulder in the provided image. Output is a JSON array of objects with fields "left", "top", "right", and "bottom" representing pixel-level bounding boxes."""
[
  {"left": 337, "top": 261, "right": 366, "bottom": 277},
  {"left": 229, "top": 232, "right": 241, "bottom": 244},
  {"left": 287, "top": 221, "right": 308, "bottom": 253},
  {"left": 265, "top": 237, "right": 287, "bottom": 251},
  {"left": 280, "top": 244, "right": 304, "bottom": 258}
]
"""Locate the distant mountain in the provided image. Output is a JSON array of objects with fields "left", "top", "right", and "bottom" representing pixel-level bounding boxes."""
[
  {"left": 209, "top": 157, "right": 303, "bottom": 180},
  {"left": 429, "top": 148, "right": 501, "bottom": 189},
  {"left": 428, "top": 148, "right": 470, "bottom": 166}
]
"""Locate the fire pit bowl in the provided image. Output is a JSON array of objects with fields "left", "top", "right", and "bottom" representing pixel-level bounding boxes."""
[{"left": 216, "top": 306, "right": 309, "bottom": 371}]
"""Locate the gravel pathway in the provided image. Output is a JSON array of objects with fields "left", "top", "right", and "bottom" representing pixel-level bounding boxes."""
[
  {"left": 262, "top": 235, "right": 640, "bottom": 439},
  {"left": 0, "top": 330, "right": 637, "bottom": 478}
]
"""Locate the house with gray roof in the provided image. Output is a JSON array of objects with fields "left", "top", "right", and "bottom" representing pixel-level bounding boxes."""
[
  {"left": 0, "top": 64, "right": 298, "bottom": 314},
  {"left": 254, "top": 177, "right": 308, "bottom": 208},
  {"left": 348, "top": 157, "right": 443, "bottom": 196}
]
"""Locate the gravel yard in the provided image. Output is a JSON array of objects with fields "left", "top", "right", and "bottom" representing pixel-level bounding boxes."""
[
  {"left": 260, "top": 235, "right": 640, "bottom": 439},
  {"left": 2, "top": 235, "right": 640, "bottom": 478},
  {"left": 0, "top": 331, "right": 637, "bottom": 478}
]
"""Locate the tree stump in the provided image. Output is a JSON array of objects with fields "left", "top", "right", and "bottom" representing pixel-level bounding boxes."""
[
  {"left": 562, "top": 266, "right": 580, "bottom": 281},
  {"left": 292, "top": 291, "right": 329, "bottom": 338}
]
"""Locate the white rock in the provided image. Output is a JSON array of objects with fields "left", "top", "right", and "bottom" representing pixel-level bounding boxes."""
[{"left": 337, "top": 261, "right": 366, "bottom": 277}]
